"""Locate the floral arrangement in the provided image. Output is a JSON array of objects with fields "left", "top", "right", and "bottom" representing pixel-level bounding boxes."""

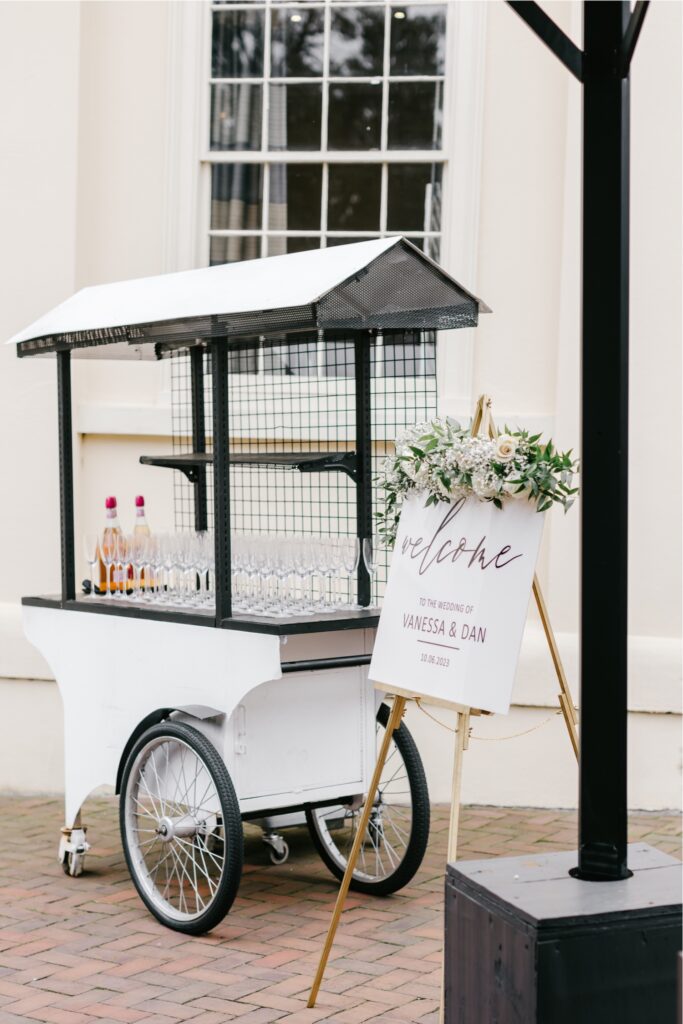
[{"left": 376, "top": 416, "right": 579, "bottom": 546}]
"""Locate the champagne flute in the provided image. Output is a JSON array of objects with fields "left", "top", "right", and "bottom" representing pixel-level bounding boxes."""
[
  {"left": 101, "top": 532, "right": 116, "bottom": 599},
  {"left": 194, "top": 532, "right": 210, "bottom": 607},
  {"left": 83, "top": 534, "right": 100, "bottom": 598},
  {"left": 342, "top": 537, "right": 361, "bottom": 609},
  {"left": 130, "top": 534, "right": 147, "bottom": 600},
  {"left": 362, "top": 536, "right": 378, "bottom": 607},
  {"left": 115, "top": 533, "right": 130, "bottom": 599}
]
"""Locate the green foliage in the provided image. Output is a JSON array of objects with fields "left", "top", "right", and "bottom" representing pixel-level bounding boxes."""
[{"left": 375, "top": 417, "right": 580, "bottom": 547}]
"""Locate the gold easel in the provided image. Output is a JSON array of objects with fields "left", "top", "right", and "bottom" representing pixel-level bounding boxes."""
[{"left": 308, "top": 395, "right": 578, "bottom": 1009}]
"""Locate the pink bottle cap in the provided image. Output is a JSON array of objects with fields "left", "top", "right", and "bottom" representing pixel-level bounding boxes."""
[
  {"left": 135, "top": 495, "right": 145, "bottom": 507},
  {"left": 105, "top": 496, "right": 117, "bottom": 509}
]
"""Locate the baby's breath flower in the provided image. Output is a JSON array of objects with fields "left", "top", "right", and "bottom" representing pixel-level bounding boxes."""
[{"left": 375, "top": 417, "right": 579, "bottom": 546}]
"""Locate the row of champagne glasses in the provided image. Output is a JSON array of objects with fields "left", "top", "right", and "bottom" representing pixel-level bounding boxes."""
[
  {"left": 231, "top": 535, "right": 377, "bottom": 616},
  {"left": 84, "top": 532, "right": 214, "bottom": 607},
  {"left": 83, "top": 532, "right": 379, "bottom": 617}
]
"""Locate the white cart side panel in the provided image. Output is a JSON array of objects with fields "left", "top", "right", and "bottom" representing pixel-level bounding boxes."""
[
  {"left": 228, "top": 667, "right": 377, "bottom": 812},
  {"left": 22, "top": 606, "right": 281, "bottom": 825}
]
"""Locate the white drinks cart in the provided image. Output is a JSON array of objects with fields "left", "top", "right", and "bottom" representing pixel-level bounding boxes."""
[{"left": 10, "top": 237, "right": 488, "bottom": 933}]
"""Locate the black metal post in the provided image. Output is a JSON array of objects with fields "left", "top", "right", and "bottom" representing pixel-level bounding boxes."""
[
  {"left": 57, "top": 350, "right": 76, "bottom": 603},
  {"left": 211, "top": 342, "right": 232, "bottom": 622},
  {"left": 354, "top": 334, "right": 372, "bottom": 606},
  {"left": 572, "top": 0, "right": 632, "bottom": 882},
  {"left": 190, "top": 346, "right": 208, "bottom": 532}
]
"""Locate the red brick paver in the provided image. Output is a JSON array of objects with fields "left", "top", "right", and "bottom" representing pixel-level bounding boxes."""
[{"left": 0, "top": 796, "right": 679, "bottom": 1022}]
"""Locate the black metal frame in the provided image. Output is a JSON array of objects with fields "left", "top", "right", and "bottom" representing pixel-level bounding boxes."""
[
  {"left": 506, "top": 0, "right": 649, "bottom": 881},
  {"left": 189, "top": 347, "right": 208, "bottom": 532},
  {"left": 40, "top": 326, "right": 419, "bottom": 638},
  {"left": 211, "top": 341, "right": 232, "bottom": 623},
  {"left": 354, "top": 333, "right": 373, "bottom": 607},
  {"left": 57, "top": 351, "right": 76, "bottom": 603}
]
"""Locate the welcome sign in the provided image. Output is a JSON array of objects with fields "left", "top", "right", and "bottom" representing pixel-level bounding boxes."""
[{"left": 369, "top": 493, "right": 545, "bottom": 714}]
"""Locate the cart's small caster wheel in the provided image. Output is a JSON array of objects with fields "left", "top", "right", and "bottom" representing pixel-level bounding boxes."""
[
  {"left": 268, "top": 841, "right": 289, "bottom": 866},
  {"left": 62, "top": 850, "right": 86, "bottom": 877}
]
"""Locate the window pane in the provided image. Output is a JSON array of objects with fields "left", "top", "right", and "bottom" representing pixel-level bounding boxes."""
[
  {"left": 329, "top": 6, "right": 385, "bottom": 76},
  {"left": 263, "top": 341, "right": 318, "bottom": 376},
  {"left": 421, "top": 236, "right": 440, "bottom": 262},
  {"left": 212, "top": 9, "right": 264, "bottom": 78},
  {"left": 387, "top": 164, "right": 442, "bottom": 232},
  {"left": 210, "top": 84, "right": 262, "bottom": 151},
  {"left": 271, "top": 7, "right": 324, "bottom": 77},
  {"left": 210, "top": 164, "right": 263, "bottom": 230},
  {"left": 324, "top": 340, "right": 355, "bottom": 378},
  {"left": 269, "top": 83, "right": 322, "bottom": 150},
  {"left": 266, "top": 236, "right": 321, "bottom": 257},
  {"left": 390, "top": 5, "right": 446, "bottom": 76},
  {"left": 381, "top": 332, "right": 437, "bottom": 377},
  {"left": 328, "top": 165, "right": 381, "bottom": 231},
  {"left": 388, "top": 81, "right": 443, "bottom": 149},
  {"left": 328, "top": 83, "right": 382, "bottom": 150},
  {"left": 269, "top": 164, "right": 322, "bottom": 231},
  {"left": 210, "top": 235, "right": 262, "bottom": 265},
  {"left": 229, "top": 347, "right": 258, "bottom": 374},
  {"left": 326, "top": 235, "right": 375, "bottom": 246}
]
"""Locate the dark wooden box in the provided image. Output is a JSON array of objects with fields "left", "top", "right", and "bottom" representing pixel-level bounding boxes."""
[{"left": 445, "top": 843, "right": 682, "bottom": 1024}]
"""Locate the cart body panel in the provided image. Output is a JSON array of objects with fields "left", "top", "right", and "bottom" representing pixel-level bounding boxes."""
[
  {"left": 23, "top": 604, "right": 280, "bottom": 824},
  {"left": 24, "top": 604, "right": 381, "bottom": 826}
]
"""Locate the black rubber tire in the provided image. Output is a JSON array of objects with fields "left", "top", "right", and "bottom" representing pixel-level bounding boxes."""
[
  {"left": 119, "top": 721, "right": 243, "bottom": 935},
  {"left": 305, "top": 702, "right": 430, "bottom": 895}
]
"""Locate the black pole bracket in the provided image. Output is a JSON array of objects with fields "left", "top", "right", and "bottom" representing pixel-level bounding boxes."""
[
  {"left": 506, "top": 1, "right": 584, "bottom": 82},
  {"left": 621, "top": 0, "right": 649, "bottom": 77}
]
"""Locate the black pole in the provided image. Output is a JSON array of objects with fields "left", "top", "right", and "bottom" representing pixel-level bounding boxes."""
[
  {"left": 354, "top": 334, "right": 372, "bottom": 606},
  {"left": 211, "top": 342, "right": 232, "bottom": 622},
  {"left": 57, "top": 350, "right": 76, "bottom": 603},
  {"left": 190, "top": 346, "right": 208, "bottom": 532},
  {"left": 572, "top": 0, "right": 632, "bottom": 882}
]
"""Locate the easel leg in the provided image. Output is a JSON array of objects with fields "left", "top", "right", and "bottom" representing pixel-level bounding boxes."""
[
  {"left": 532, "top": 575, "right": 579, "bottom": 760},
  {"left": 307, "top": 695, "right": 407, "bottom": 1009},
  {"left": 440, "top": 708, "right": 470, "bottom": 1024},
  {"left": 447, "top": 709, "right": 470, "bottom": 863}
]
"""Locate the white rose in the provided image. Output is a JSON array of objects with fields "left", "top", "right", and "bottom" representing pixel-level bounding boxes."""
[{"left": 494, "top": 434, "right": 519, "bottom": 462}]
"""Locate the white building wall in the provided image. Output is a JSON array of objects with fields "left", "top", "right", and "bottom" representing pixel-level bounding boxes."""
[{"left": 0, "top": 0, "right": 679, "bottom": 810}]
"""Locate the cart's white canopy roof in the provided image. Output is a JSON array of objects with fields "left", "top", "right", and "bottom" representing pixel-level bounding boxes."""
[{"left": 8, "top": 236, "right": 489, "bottom": 358}]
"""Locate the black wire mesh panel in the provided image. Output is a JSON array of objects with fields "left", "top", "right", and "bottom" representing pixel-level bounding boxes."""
[
  {"left": 318, "top": 241, "right": 479, "bottom": 332},
  {"left": 371, "top": 332, "right": 437, "bottom": 599},
  {"left": 169, "top": 330, "right": 437, "bottom": 604}
]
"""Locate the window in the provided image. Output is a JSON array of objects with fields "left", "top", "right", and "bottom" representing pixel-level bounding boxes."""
[{"left": 205, "top": 1, "right": 447, "bottom": 264}]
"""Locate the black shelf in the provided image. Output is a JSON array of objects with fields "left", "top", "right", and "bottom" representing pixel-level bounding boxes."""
[
  {"left": 21, "top": 596, "right": 380, "bottom": 636},
  {"left": 21, "top": 595, "right": 214, "bottom": 628},
  {"left": 221, "top": 608, "right": 380, "bottom": 636},
  {"left": 140, "top": 451, "right": 358, "bottom": 483}
]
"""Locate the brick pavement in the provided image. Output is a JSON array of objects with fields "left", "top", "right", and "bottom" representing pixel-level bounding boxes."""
[{"left": 0, "top": 795, "right": 679, "bottom": 1023}]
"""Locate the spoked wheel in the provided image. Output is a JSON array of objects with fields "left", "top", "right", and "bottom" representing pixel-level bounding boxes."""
[
  {"left": 120, "top": 721, "right": 243, "bottom": 934},
  {"left": 306, "top": 702, "right": 430, "bottom": 895}
]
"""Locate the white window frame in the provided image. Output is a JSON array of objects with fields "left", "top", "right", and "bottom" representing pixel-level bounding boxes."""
[
  {"left": 107, "top": 0, "right": 484, "bottom": 440},
  {"left": 201, "top": 0, "right": 448, "bottom": 262}
]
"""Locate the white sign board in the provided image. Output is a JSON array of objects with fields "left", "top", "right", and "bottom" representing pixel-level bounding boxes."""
[{"left": 369, "top": 494, "right": 545, "bottom": 714}]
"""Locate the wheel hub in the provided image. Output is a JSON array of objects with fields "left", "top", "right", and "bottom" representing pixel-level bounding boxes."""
[{"left": 156, "top": 815, "right": 198, "bottom": 843}]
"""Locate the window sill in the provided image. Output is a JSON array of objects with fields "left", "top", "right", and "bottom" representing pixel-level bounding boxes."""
[{"left": 76, "top": 401, "right": 173, "bottom": 438}]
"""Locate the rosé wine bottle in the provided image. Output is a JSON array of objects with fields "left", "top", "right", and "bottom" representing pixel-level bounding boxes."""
[{"left": 98, "top": 496, "right": 122, "bottom": 594}]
